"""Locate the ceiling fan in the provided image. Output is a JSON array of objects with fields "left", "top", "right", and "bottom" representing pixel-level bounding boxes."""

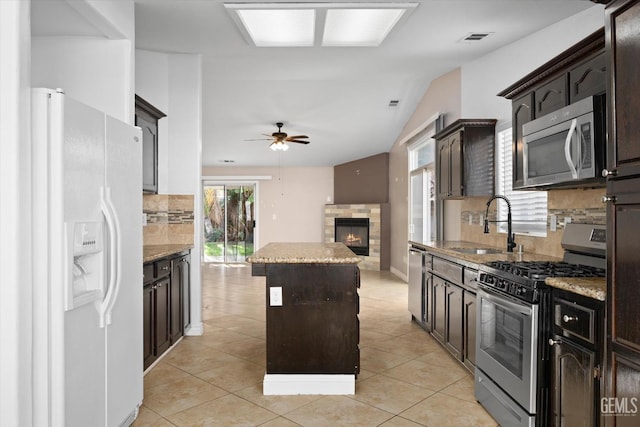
[{"left": 246, "top": 122, "right": 310, "bottom": 151}]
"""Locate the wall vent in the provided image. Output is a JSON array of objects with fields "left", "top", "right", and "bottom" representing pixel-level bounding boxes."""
[{"left": 388, "top": 100, "right": 400, "bottom": 108}]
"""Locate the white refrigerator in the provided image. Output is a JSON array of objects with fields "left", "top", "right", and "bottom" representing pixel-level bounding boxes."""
[{"left": 32, "top": 88, "right": 143, "bottom": 427}]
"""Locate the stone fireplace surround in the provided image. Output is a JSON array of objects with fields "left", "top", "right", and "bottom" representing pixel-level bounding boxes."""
[{"left": 324, "top": 204, "right": 390, "bottom": 271}]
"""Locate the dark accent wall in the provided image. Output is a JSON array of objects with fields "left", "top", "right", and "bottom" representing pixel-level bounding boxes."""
[{"left": 334, "top": 152, "right": 389, "bottom": 204}]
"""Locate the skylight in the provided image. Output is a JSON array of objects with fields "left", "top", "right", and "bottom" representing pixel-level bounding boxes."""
[
  {"left": 225, "top": 2, "right": 418, "bottom": 47},
  {"left": 235, "top": 9, "right": 315, "bottom": 47},
  {"left": 323, "top": 8, "right": 406, "bottom": 47}
]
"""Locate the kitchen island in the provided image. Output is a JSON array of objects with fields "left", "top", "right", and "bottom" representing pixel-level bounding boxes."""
[{"left": 247, "top": 242, "right": 361, "bottom": 395}]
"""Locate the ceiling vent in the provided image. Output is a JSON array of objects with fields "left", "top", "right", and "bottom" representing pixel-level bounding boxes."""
[
  {"left": 388, "top": 100, "right": 400, "bottom": 108},
  {"left": 460, "top": 32, "right": 492, "bottom": 42}
]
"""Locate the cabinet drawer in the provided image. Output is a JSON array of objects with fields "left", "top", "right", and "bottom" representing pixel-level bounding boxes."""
[
  {"left": 554, "top": 298, "right": 595, "bottom": 344},
  {"left": 432, "top": 257, "right": 463, "bottom": 284},
  {"left": 143, "top": 263, "right": 154, "bottom": 285},
  {"left": 155, "top": 259, "right": 172, "bottom": 279},
  {"left": 463, "top": 268, "right": 478, "bottom": 290}
]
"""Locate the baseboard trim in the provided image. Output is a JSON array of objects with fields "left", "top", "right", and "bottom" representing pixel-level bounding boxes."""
[
  {"left": 185, "top": 322, "right": 204, "bottom": 336},
  {"left": 263, "top": 374, "right": 355, "bottom": 395},
  {"left": 390, "top": 266, "right": 407, "bottom": 282}
]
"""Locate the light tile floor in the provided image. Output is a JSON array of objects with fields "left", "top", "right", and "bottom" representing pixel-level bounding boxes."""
[{"left": 133, "top": 264, "right": 498, "bottom": 427}]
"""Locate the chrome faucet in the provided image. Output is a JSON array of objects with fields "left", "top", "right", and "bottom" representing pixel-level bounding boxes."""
[{"left": 484, "top": 195, "right": 516, "bottom": 252}]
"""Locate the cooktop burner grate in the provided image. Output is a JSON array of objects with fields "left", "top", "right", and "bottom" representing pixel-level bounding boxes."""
[{"left": 485, "top": 260, "right": 605, "bottom": 280}]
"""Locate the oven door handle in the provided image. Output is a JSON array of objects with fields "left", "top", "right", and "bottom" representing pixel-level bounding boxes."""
[
  {"left": 478, "top": 286, "right": 533, "bottom": 316},
  {"left": 564, "top": 118, "right": 579, "bottom": 179}
]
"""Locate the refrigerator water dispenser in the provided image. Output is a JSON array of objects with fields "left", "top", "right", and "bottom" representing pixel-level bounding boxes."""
[{"left": 65, "top": 221, "right": 104, "bottom": 311}]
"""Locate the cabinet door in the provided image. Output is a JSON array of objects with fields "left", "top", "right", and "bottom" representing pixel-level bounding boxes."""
[
  {"left": 424, "top": 273, "right": 433, "bottom": 332},
  {"left": 143, "top": 285, "right": 154, "bottom": 370},
  {"left": 155, "top": 277, "right": 171, "bottom": 356},
  {"left": 170, "top": 259, "right": 184, "bottom": 343},
  {"left": 437, "top": 137, "right": 451, "bottom": 199},
  {"left": 135, "top": 95, "right": 165, "bottom": 194},
  {"left": 606, "top": 176, "right": 640, "bottom": 425},
  {"left": 607, "top": 0, "right": 640, "bottom": 178},
  {"left": 449, "top": 132, "right": 463, "bottom": 198},
  {"left": 463, "top": 290, "right": 476, "bottom": 371},
  {"left": 569, "top": 53, "right": 607, "bottom": 103},
  {"left": 512, "top": 93, "right": 534, "bottom": 189},
  {"left": 551, "top": 336, "right": 596, "bottom": 427},
  {"left": 445, "top": 283, "right": 463, "bottom": 359},
  {"left": 181, "top": 256, "right": 191, "bottom": 331},
  {"left": 432, "top": 276, "right": 447, "bottom": 344},
  {"left": 535, "top": 75, "right": 568, "bottom": 117}
]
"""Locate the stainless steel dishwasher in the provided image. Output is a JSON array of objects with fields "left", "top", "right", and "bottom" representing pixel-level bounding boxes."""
[{"left": 408, "top": 245, "right": 425, "bottom": 323}]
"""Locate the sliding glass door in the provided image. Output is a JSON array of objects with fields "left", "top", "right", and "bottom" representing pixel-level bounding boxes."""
[{"left": 203, "top": 183, "right": 255, "bottom": 263}]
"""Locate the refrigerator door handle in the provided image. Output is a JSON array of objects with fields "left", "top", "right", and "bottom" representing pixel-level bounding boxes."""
[{"left": 99, "top": 186, "right": 122, "bottom": 328}]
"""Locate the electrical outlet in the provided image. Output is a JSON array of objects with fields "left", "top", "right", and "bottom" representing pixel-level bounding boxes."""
[
  {"left": 565, "top": 217, "right": 572, "bottom": 225},
  {"left": 269, "top": 287, "right": 282, "bottom": 306},
  {"left": 468, "top": 214, "right": 473, "bottom": 225},
  {"left": 142, "top": 213, "right": 147, "bottom": 226},
  {"left": 550, "top": 214, "right": 557, "bottom": 232}
]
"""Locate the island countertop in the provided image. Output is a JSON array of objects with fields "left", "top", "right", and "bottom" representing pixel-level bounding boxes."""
[{"left": 246, "top": 242, "right": 361, "bottom": 264}]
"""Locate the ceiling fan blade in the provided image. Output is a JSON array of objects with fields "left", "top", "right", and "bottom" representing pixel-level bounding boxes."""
[
  {"left": 288, "top": 140, "right": 310, "bottom": 144},
  {"left": 244, "top": 138, "right": 273, "bottom": 141},
  {"left": 285, "top": 135, "right": 309, "bottom": 140}
]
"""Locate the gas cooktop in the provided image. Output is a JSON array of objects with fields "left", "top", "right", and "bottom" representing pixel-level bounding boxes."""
[{"left": 485, "top": 260, "right": 605, "bottom": 281}]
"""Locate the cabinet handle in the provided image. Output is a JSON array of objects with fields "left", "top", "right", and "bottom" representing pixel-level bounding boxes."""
[
  {"left": 562, "top": 314, "right": 578, "bottom": 323},
  {"left": 601, "top": 195, "right": 616, "bottom": 203},
  {"left": 160, "top": 266, "right": 170, "bottom": 271},
  {"left": 549, "top": 338, "right": 561, "bottom": 346},
  {"left": 602, "top": 169, "right": 617, "bottom": 178}
]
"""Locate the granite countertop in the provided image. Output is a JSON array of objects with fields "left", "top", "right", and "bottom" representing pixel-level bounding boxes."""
[
  {"left": 545, "top": 277, "right": 606, "bottom": 301},
  {"left": 411, "top": 240, "right": 562, "bottom": 265},
  {"left": 144, "top": 244, "right": 194, "bottom": 263},
  {"left": 412, "top": 241, "right": 606, "bottom": 301},
  {"left": 246, "top": 242, "right": 361, "bottom": 264}
]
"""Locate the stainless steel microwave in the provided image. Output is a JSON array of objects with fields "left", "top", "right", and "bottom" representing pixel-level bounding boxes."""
[{"left": 522, "top": 95, "right": 606, "bottom": 188}]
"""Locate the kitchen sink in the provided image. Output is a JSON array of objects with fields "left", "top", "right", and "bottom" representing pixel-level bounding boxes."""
[{"left": 450, "top": 247, "right": 504, "bottom": 255}]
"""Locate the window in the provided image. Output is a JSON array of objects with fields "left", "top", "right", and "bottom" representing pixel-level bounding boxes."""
[
  {"left": 496, "top": 125, "right": 547, "bottom": 236},
  {"left": 409, "top": 137, "right": 436, "bottom": 243}
]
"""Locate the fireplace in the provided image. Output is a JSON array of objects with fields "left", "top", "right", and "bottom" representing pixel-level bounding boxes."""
[{"left": 335, "top": 218, "right": 369, "bottom": 256}]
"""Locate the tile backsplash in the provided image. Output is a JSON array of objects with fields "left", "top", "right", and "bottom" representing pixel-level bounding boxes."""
[
  {"left": 143, "top": 194, "right": 195, "bottom": 245},
  {"left": 460, "top": 187, "right": 606, "bottom": 258}
]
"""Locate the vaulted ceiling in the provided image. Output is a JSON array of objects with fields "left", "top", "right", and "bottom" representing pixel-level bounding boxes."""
[{"left": 33, "top": 0, "right": 599, "bottom": 167}]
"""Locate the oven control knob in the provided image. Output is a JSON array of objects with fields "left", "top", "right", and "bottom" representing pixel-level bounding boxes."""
[
  {"left": 549, "top": 338, "right": 562, "bottom": 346},
  {"left": 516, "top": 287, "right": 525, "bottom": 296}
]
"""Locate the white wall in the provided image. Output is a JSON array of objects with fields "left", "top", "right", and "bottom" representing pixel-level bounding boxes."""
[
  {"left": 135, "top": 49, "right": 204, "bottom": 335},
  {"left": 31, "top": 38, "right": 133, "bottom": 122},
  {"left": 30, "top": 0, "right": 135, "bottom": 123},
  {"left": 202, "top": 166, "right": 334, "bottom": 248},
  {"left": 387, "top": 5, "right": 606, "bottom": 281},
  {"left": 0, "top": 3, "right": 33, "bottom": 426},
  {"left": 461, "top": 6, "right": 605, "bottom": 121}
]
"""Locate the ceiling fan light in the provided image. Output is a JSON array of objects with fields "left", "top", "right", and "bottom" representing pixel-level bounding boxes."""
[{"left": 282, "top": 142, "right": 289, "bottom": 151}]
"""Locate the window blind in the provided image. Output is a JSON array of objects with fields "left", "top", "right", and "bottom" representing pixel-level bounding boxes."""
[{"left": 496, "top": 127, "right": 548, "bottom": 236}]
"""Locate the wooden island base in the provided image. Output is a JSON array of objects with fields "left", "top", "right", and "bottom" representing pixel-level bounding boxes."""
[{"left": 247, "top": 243, "right": 361, "bottom": 396}]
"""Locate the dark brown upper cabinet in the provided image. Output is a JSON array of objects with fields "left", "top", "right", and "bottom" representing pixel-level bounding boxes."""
[
  {"left": 434, "top": 119, "right": 497, "bottom": 199},
  {"left": 135, "top": 95, "right": 166, "bottom": 194},
  {"left": 498, "top": 29, "right": 606, "bottom": 190}
]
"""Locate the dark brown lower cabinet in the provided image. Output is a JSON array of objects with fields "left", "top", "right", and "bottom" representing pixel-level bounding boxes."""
[
  {"left": 445, "top": 283, "right": 463, "bottom": 359},
  {"left": 432, "top": 276, "right": 447, "bottom": 345},
  {"left": 550, "top": 290, "right": 603, "bottom": 427},
  {"left": 463, "top": 290, "right": 476, "bottom": 371},
  {"left": 259, "top": 263, "right": 360, "bottom": 375},
  {"left": 143, "top": 277, "right": 170, "bottom": 370},
  {"left": 143, "top": 250, "right": 191, "bottom": 370}
]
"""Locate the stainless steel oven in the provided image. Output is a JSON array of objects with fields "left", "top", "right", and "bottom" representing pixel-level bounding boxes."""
[
  {"left": 475, "top": 224, "right": 606, "bottom": 427},
  {"left": 476, "top": 286, "right": 540, "bottom": 427},
  {"left": 522, "top": 95, "right": 605, "bottom": 188}
]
